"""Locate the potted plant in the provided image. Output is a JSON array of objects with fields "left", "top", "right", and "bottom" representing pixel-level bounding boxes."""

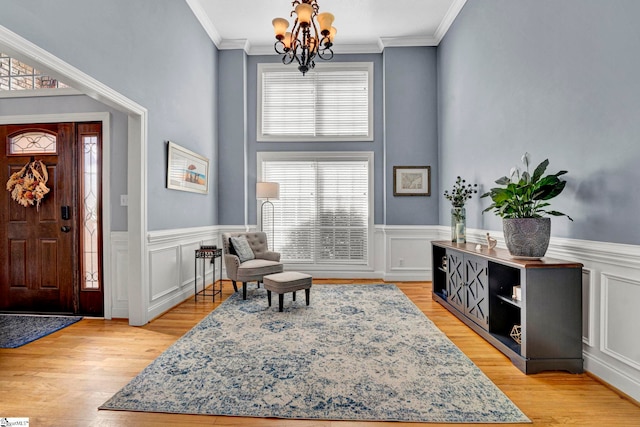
[
  {"left": 481, "top": 153, "right": 572, "bottom": 259},
  {"left": 444, "top": 176, "right": 478, "bottom": 243}
]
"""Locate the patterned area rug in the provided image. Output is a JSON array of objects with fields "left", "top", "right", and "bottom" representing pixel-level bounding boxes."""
[
  {"left": 0, "top": 314, "right": 83, "bottom": 348},
  {"left": 100, "top": 284, "right": 530, "bottom": 423}
]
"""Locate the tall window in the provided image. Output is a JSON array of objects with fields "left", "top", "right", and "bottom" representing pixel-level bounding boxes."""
[
  {"left": 258, "top": 152, "right": 373, "bottom": 267},
  {"left": 1, "top": 53, "right": 69, "bottom": 90},
  {"left": 257, "top": 62, "right": 373, "bottom": 142}
]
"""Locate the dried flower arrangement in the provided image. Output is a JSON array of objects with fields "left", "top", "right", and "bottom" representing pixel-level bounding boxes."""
[{"left": 6, "top": 160, "right": 50, "bottom": 209}]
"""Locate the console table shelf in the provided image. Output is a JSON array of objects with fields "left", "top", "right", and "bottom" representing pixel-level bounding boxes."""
[
  {"left": 432, "top": 240, "right": 583, "bottom": 374},
  {"left": 495, "top": 294, "right": 522, "bottom": 308}
]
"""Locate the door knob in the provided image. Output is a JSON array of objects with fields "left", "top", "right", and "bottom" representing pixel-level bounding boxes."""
[{"left": 61, "top": 226, "right": 71, "bottom": 232}]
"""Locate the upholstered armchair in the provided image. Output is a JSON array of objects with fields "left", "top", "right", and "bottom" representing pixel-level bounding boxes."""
[{"left": 221, "top": 231, "right": 284, "bottom": 300}]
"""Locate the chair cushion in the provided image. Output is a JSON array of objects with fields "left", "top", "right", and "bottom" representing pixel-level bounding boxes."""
[
  {"left": 230, "top": 235, "right": 255, "bottom": 263},
  {"left": 236, "top": 259, "right": 284, "bottom": 280},
  {"left": 263, "top": 272, "right": 312, "bottom": 293}
]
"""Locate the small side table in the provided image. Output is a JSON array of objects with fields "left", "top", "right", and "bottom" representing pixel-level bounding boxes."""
[{"left": 194, "top": 247, "right": 223, "bottom": 301}]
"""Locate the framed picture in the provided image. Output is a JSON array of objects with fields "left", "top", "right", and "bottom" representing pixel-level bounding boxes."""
[
  {"left": 393, "top": 166, "right": 431, "bottom": 196},
  {"left": 166, "top": 141, "right": 209, "bottom": 194}
]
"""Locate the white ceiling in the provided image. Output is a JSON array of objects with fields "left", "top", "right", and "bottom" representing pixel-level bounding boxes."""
[{"left": 187, "top": 0, "right": 467, "bottom": 55}]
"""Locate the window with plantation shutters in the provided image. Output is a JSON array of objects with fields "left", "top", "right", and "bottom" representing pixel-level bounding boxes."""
[
  {"left": 257, "top": 63, "right": 373, "bottom": 142},
  {"left": 258, "top": 152, "right": 373, "bottom": 267}
]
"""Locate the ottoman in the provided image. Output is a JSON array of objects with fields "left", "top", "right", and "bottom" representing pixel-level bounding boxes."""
[{"left": 263, "top": 271, "right": 312, "bottom": 312}]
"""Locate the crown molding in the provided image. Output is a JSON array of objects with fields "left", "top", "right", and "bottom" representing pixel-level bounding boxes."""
[
  {"left": 434, "top": 0, "right": 468, "bottom": 43},
  {"left": 186, "top": 0, "right": 222, "bottom": 47},
  {"left": 379, "top": 36, "right": 439, "bottom": 48},
  {"left": 219, "top": 38, "right": 251, "bottom": 53}
]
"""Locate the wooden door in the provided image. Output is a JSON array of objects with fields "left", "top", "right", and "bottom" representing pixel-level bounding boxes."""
[{"left": 0, "top": 123, "right": 77, "bottom": 313}]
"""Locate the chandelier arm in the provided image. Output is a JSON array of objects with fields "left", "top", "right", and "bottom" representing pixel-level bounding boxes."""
[
  {"left": 274, "top": 40, "right": 288, "bottom": 55},
  {"left": 317, "top": 47, "right": 333, "bottom": 61},
  {"left": 282, "top": 53, "right": 295, "bottom": 65},
  {"left": 320, "top": 34, "right": 331, "bottom": 48},
  {"left": 310, "top": 17, "right": 320, "bottom": 56},
  {"left": 291, "top": 20, "right": 302, "bottom": 51},
  {"left": 310, "top": 0, "right": 319, "bottom": 15}
]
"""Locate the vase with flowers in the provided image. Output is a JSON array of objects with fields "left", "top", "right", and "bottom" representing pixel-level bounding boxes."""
[{"left": 444, "top": 176, "right": 478, "bottom": 243}]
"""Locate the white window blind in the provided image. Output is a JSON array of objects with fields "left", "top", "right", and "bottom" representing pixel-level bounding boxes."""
[
  {"left": 261, "top": 156, "right": 370, "bottom": 265},
  {"left": 258, "top": 63, "right": 373, "bottom": 142}
]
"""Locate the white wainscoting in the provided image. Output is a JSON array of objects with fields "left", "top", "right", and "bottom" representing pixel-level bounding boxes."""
[
  {"left": 462, "top": 227, "right": 640, "bottom": 403},
  {"left": 108, "top": 224, "right": 640, "bottom": 403},
  {"left": 380, "top": 225, "right": 440, "bottom": 282},
  {"left": 109, "top": 232, "right": 129, "bottom": 319}
]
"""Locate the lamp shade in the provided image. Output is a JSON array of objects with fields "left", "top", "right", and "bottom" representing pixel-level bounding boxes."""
[
  {"left": 283, "top": 31, "right": 293, "bottom": 49},
  {"left": 317, "top": 12, "right": 334, "bottom": 33},
  {"left": 256, "top": 182, "right": 280, "bottom": 200},
  {"left": 272, "top": 18, "right": 289, "bottom": 39},
  {"left": 295, "top": 3, "right": 313, "bottom": 25},
  {"left": 328, "top": 26, "right": 337, "bottom": 42}
]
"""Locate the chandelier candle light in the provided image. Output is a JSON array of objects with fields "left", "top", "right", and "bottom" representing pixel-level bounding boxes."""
[{"left": 272, "top": 0, "right": 337, "bottom": 75}]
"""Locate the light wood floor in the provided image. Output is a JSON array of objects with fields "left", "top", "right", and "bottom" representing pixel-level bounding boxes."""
[{"left": 1, "top": 280, "right": 639, "bottom": 427}]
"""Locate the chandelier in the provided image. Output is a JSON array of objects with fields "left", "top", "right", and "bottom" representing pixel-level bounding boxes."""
[{"left": 272, "top": 0, "right": 337, "bottom": 75}]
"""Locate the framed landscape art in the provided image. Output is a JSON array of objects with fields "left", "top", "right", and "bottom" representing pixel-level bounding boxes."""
[
  {"left": 393, "top": 166, "right": 431, "bottom": 196},
  {"left": 166, "top": 141, "right": 209, "bottom": 194}
]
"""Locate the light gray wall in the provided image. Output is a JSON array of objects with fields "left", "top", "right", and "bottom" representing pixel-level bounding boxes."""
[
  {"left": 1, "top": 0, "right": 219, "bottom": 231},
  {"left": 0, "top": 95, "right": 129, "bottom": 231},
  {"left": 218, "top": 50, "right": 439, "bottom": 227},
  {"left": 384, "top": 47, "right": 439, "bottom": 225},
  {"left": 218, "top": 50, "right": 248, "bottom": 226},
  {"left": 438, "top": 0, "right": 640, "bottom": 245}
]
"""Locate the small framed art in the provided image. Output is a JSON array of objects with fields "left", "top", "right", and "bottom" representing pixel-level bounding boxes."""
[
  {"left": 166, "top": 141, "right": 209, "bottom": 194},
  {"left": 393, "top": 166, "right": 431, "bottom": 196}
]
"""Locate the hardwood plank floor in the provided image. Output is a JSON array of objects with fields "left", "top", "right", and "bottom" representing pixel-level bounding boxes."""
[{"left": 1, "top": 280, "right": 638, "bottom": 426}]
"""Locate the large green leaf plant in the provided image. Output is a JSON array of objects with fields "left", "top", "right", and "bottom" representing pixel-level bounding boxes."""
[{"left": 481, "top": 153, "right": 573, "bottom": 221}]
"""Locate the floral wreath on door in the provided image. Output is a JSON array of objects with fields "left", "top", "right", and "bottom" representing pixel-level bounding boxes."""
[{"left": 5, "top": 159, "right": 50, "bottom": 209}]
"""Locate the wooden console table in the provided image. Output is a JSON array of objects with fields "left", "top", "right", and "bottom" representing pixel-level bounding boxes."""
[{"left": 432, "top": 240, "right": 583, "bottom": 374}]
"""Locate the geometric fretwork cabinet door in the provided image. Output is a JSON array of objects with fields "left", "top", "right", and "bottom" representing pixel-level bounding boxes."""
[
  {"left": 445, "top": 250, "right": 489, "bottom": 330},
  {"left": 464, "top": 254, "right": 489, "bottom": 329},
  {"left": 447, "top": 251, "right": 465, "bottom": 313}
]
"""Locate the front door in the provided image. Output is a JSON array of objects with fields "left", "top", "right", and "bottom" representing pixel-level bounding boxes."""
[{"left": 0, "top": 122, "right": 101, "bottom": 315}]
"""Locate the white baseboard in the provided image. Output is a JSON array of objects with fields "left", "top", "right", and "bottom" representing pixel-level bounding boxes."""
[{"left": 584, "top": 352, "right": 640, "bottom": 403}]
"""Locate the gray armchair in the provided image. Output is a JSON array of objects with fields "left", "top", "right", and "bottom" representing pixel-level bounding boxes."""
[{"left": 221, "top": 231, "right": 284, "bottom": 300}]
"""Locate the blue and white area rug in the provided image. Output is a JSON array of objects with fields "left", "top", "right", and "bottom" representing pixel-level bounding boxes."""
[
  {"left": 0, "top": 314, "right": 82, "bottom": 348},
  {"left": 100, "top": 284, "right": 530, "bottom": 423}
]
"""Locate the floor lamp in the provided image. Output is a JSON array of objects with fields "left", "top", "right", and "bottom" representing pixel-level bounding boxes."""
[{"left": 256, "top": 182, "right": 279, "bottom": 249}]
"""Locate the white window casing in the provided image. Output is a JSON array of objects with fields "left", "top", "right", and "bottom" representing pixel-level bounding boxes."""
[
  {"left": 257, "top": 151, "right": 374, "bottom": 271},
  {"left": 257, "top": 62, "right": 374, "bottom": 142}
]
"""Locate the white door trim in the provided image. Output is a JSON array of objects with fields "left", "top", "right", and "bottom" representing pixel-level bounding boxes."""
[{"left": 0, "top": 24, "right": 149, "bottom": 325}]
